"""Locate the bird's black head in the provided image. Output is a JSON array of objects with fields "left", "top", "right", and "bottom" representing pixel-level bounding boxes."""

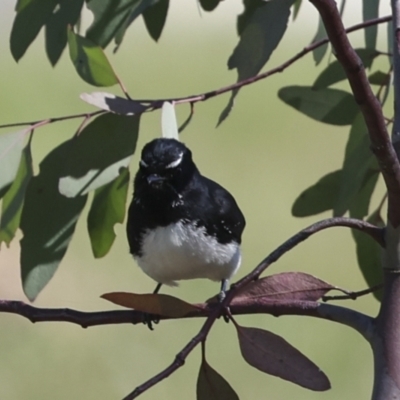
[{"left": 134, "top": 138, "right": 197, "bottom": 198}]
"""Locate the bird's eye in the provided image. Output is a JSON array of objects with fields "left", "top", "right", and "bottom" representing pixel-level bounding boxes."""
[
  {"left": 140, "top": 160, "right": 148, "bottom": 168},
  {"left": 165, "top": 152, "right": 183, "bottom": 169}
]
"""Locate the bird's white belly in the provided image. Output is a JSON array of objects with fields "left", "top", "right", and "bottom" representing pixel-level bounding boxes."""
[{"left": 135, "top": 221, "right": 241, "bottom": 286}]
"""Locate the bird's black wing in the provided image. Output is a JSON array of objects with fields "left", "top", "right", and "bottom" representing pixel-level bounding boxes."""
[{"left": 198, "top": 176, "right": 246, "bottom": 244}]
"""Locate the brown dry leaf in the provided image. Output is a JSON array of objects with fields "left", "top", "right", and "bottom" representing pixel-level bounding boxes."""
[
  {"left": 101, "top": 292, "right": 197, "bottom": 317},
  {"left": 197, "top": 359, "right": 239, "bottom": 400},
  {"left": 234, "top": 272, "right": 335, "bottom": 303},
  {"left": 237, "top": 325, "right": 330, "bottom": 391}
]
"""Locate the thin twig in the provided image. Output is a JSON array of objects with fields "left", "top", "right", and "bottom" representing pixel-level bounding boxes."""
[
  {"left": 322, "top": 284, "right": 384, "bottom": 301},
  {"left": 0, "top": 17, "right": 391, "bottom": 131}
]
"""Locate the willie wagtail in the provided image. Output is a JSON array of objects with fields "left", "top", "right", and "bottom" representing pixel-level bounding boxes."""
[{"left": 126, "top": 138, "right": 245, "bottom": 299}]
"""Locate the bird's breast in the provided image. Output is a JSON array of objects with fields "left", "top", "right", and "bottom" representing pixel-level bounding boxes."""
[{"left": 135, "top": 221, "right": 241, "bottom": 286}]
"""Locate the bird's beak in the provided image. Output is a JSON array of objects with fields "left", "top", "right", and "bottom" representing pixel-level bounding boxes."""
[{"left": 147, "top": 174, "right": 165, "bottom": 188}]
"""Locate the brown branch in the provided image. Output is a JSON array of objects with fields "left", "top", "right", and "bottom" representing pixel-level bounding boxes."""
[
  {"left": 0, "top": 216, "right": 382, "bottom": 399},
  {"left": 0, "top": 16, "right": 391, "bottom": 131},
  {"left": 310, "top": 0, "right": 400, "bottom": 227}
]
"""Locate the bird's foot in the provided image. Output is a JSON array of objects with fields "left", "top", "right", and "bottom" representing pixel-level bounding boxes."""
[{"left": 143, "top": 313, "right": 160, "bottom": 331}]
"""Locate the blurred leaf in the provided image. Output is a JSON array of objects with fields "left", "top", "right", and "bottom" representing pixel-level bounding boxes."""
[
  {"left": 311, "top": 16, "right": 328, "bottom": 65},
  {"left": 20, "top": 140, "right": 88, "bottom": 301},
  {"left": 368, "top": 70, "right": 390, "bottom": 86},
  {"left": 219, "top": 0, "right": 294, "bottom": 125},
  {"left": 0, "top": 129, "right": 27, "bottom": 197},
  {"left": 233, "top": 272, "right": 335, "bottom": 303},
  {"left": 0, "top": 144, "right": 33, "bottom": 246},
  {"left": 334, "top": 113, "right": 376, "bottom": 216},
  {"left": 237, "top": 326, "right": 330, "bottom": 390},
  {"left": 313, "top": 48, "right": 377, "bottom": 89},
  {"left": 10, "top": 0, "right": 58, "bottom": 61},
  {"left": 352, "top": 211, "right": 384, "bottom": 301},
  {"left": 292, "top": 170, "right": 341, "bottom": 217},
  {"left": 86, "top": 0, "right": 137, "bottom": 48},
  {"left": 67, "top": 27, "right": 118, "bottom": 86},
  {"left": 45, "top": 0, "right": 84, "bottom": 66},
  {"left": 162, "top": 102, "right": 179, "bottom": 140},
  {"left": 199, "top": 0, "right": 220, "bottom": 12},
  {"left": 278, "top": 86, "right": 358, "bottom": 125},
  {"left": 80, "top": 92, "right": 148, "bottom": 115},
  {"left": 197, "top": 359, "right": 239, "bottom": 400},
  {"left": 143, "top": 0, "right": 169, "bottom": 41},
  {"left": 363, "top": 0, "right": 380, "bottom": 49},
  {"left": 101, "top": 292, "right": 197, "bottom": 317},
  {"left": 349, "top": 169, "right": 379, "bottom": 220},
  {"left": 58, "top": 113, "right": 140, "bottom": 197},
  {"left": 292, "top": 0, "right": 302, "bottom": 20},
  {"left": 87, "top": 168, "right": 129, "bottom": 258}
]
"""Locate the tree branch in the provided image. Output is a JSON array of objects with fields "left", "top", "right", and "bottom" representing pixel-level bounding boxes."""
[
  {"left": 0, "top": 16, "right": 391, "bottom": 131},
  {"left": 310, "top": 0, "right": 400, "bottom": 227}
]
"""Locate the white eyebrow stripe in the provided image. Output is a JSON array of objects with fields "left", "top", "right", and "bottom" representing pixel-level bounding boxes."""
[
  {"left": 165, "top": 152, "right": 183, "bottom": 169},
  {"left": 140, "top": 159, "right": 148, "bottom": 168}
]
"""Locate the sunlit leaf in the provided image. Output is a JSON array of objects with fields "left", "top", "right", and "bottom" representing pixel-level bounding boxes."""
[
  {"left": 87, "top": 168, "right": 129, "bottom": 258},
  {"left": 334, "top": 113, "right": 377, "bottom": 216},
  {"left": 0, "top": 144, "right": 33, "bottom": 246},
  {"left": 363, "top": 0, "right": 380, "bottom": 49},
  {"left": 143, "top": 0, "right": 169, "bottom": 41},
  {"left": 162, "top": 102, "right": 179, "bottom": 140},
  {"left": 311, "top": 16, "right": 328, "bottom": 65},
  {"left": 199, "top": 0, "right": 220, "bottom": 12},
  {"left": 10, "top": 0, "right": 58, "bottom": 61},
  {"left": 20, "top": 140, "right": 88, "bottom": 301},
  {"left": 292, "top": 170, "right": 341, "bottom": 217},
  {"left": 101, "top": 292, "right": 197, "bottom": 317},
  {"left": 45, "top": 0, "right": 84, "bottom": 66},
  {"left": 0, "top": 129, "right": 28, "bottom": 198},
  {"left": 219, "top": 0, "right": 294, "bottom": 125},
  {"left": 67, "top": 27, "right": 118, "bottom": 86},
  {"left": 313, "top": 48, "right": 377, "bottom": 89},
  {"left": 233, "top": 272, "right": 335, "bottom": 303},
  {"left": 278, "top": 86, "right": 358, "bottom": 125},
  {"left": 197, "top": 358, "right": 239, "bottom": 400},
  {"left": 237, "top": 326, "right": 330, "bottom": 391},
  {"left": 80, "top": 92, "right": 148, "bottom": 115},
  {"left": 58, "top": 113, "right": 140, "bottom": 197}
]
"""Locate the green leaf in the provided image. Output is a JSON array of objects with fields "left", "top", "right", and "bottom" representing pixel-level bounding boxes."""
[
  {"left": 278, "top": 86, "right": 359, "bottom": 125},
  {"left": 67, "top": 27, "right": 118, "bottom": 86},
  {"left": 352, "top": 210, "right": 384, "bottom": 302},
  {"left": 0, "top": 129, "right": 27, "bottom": 197},
  {"left": 0, "top": 143, "right": 33, "bottom": 246},
  {"left": 86, "top": 0, "right": 138, "bottom": 48},
  {"left": 87, "top": 167, "right": 129, "bottom": 258},
  {"left": 363, "top": 0, "right": 380, "bottom": 49},
  {"left": 311, "top": 16, "right": 328, "bottom": 65},
  {"left": 292, "top": 0, "right": 302, "bottom": 20},
  {"left": 292, "top": 170, "right": 341, "bottom": 217},
  {"left": 198, "top": 0, "right": 220, "bottom": 12},
  {"left": 162, "top": 102, "right": 179, "bottom": 140},
  {"left": 313, "top": 48, "right": 377, "bottom": 89},
  {"left": 142, "top": 0, "right": 169, "bottom": 41},
  {"left": 10, "top": 0, "right": 58, "bottom": 61},
  {"left": 197, "top": 359, "right": 239, "bottom": 400},
  {"left": 334, "top": 113, "right": 377, "bottom": 216},
  {"left": 219, "top": 0, "right": 294, "bottom": 125},
  {"left": 20, "top": 140, "right": 88, "bottom": 301},
  {"left": 45, "top": 0, "right": 84, "bottom": 66},
  {"left": 368, "top": 70, "right": 390, "bottom": 86},
  {"left": 58, "top": 113, "right": 140, "bottom": 197}
]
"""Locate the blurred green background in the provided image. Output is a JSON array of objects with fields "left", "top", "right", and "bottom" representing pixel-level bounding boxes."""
[{"left": 0, "top": 1, "right": 391, "bottom": 399}]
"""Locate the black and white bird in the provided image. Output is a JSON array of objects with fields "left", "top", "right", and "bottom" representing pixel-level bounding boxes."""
[{"left": 126, "top": 138, "right": 245, "bottom": 300}]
